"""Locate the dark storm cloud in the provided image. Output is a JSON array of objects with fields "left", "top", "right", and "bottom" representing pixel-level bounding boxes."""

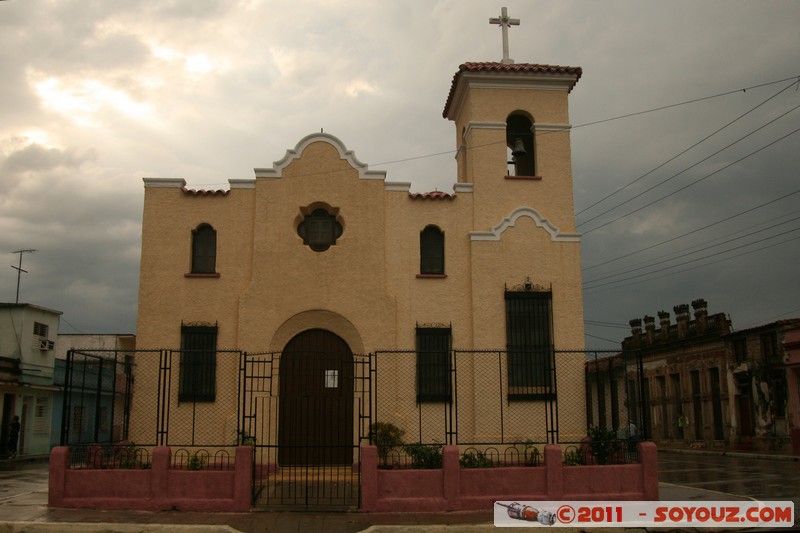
[{"left": 0, "top": 0, "right": 797, "bottom": 342}]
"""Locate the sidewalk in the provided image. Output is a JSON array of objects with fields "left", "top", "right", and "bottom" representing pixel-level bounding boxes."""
[{"left": 0, "top": 451, "right": 788, "bottom": 533}]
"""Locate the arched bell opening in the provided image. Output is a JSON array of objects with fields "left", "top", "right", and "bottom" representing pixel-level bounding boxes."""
[{"left": 506, "top": 112, "right": 536, "bottom": 177}]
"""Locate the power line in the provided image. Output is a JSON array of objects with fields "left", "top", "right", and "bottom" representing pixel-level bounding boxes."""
[
  {"left": 184, "top": 74, "right": 800, "bottom": 189},
  {"left": 581, "top": 126, "right": 800, "bottom": 235},
  {"left": 572, "top": 76, "right": 800, "bottom": 130},
  {"left": 575, "top": 79, "right": 799, "bottom": 218},
  {"left": 59, "top": 316, "right": 85, "bottom": 334},
  {"left": 584, "top": 320, "right": 630, "bottom": 329},
  {"left": 370, "top": 76, "right": 800, "bottom": 168},
  {"left": 588, "top": 209, "right": 800, "bottom": 282},
  {"left": 584, "top": 215, "right": 800, "bottom": 286},
  {"left": 584, "top": 332, "right": 623, "bottom": 345},
  {"left": 578, "top": 101, "right": 800, "bottom": 229},
  {"left": 584, "top": 233, "right": 800, "bottom": 294},
  {"left": 583, "top": 188, "right": 800, "bottom": 271}
]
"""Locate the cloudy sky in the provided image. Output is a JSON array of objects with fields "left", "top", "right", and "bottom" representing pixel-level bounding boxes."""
[{"left": 1, "top": 0, "right": 798, "bottom": 349}]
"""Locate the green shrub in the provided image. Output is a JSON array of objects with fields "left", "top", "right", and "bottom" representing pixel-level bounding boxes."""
[
  {"left": 587, "top": 426, "right": 617, "bottom": 465},
  {"left": 370, "top": 422, "right": 405, "bottom": 465},
  {"left": 187, "top": 452, "right": 206, "bottom": 471},
  {"left": 460, "top": 451, "right": 495, "bottom": 468},
  {"left": 403, "top": 443, "right": 443, "bottom": 469},
  {"left": 523, "top": 439, "right": 541, "bottom": 466},
  {"left": 116, "top": 444, "right": 150, "bottom": 469},
  {"left": 563, "top": 449, "right": 582, "bottom": 466}
]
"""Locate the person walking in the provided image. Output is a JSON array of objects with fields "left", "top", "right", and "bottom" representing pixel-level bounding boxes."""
[
  {"left": 677, "top": 413, "right": 688, "bottom": 441},
  {"left": 7, "top": 415, "right": 20, "bottom": 458}
]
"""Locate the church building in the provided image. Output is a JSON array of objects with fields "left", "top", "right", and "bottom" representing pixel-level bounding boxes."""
[{"left": 132, "top": 16, "right": 586, "bottom": 466}]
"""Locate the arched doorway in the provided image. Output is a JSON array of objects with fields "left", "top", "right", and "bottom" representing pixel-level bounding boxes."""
[{"left": 278, "top": 329, "right": 354, "bottom": 465}]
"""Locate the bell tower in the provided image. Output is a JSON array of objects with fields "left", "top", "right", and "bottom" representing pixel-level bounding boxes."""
[{"left": 442, "top": 8, "right": 582, "bottom": 231}]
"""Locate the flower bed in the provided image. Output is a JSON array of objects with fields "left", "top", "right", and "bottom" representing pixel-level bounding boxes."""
[
  {"left": 361, "top": 442, "right": 658, "bottom": 512},
  {"left": 49, "top": 446, "right": 253, "bottom": 512}
]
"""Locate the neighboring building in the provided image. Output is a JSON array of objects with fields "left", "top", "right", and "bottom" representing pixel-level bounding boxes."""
[
  {"left": 0, "top": 303, "right": 61, "bottom": 457},
  {"left": 53, "top": 334, "right": 135, "bottom": 448},
  {"left": 588, "top": 299, "right": 800, "bottom": 453},
  {"left": 621, "top": 300, "right": 734, "bottom": 447},
  {"left": 725, "top": 318, "right": 800, "bottom": 451},
  {"left": 133, "top": 59, "right": 588, "bottom": 457},
  {"left": 783, "top": 324, "right": 800, "bottom": 454}
]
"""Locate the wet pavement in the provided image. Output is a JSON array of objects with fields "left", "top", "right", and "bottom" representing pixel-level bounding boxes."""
[
  {"left": 0, "top": 450, "right": 798, "bottom": 532},
  {"left": 658, "top": 450, "right": 800, "bottom": 506}
]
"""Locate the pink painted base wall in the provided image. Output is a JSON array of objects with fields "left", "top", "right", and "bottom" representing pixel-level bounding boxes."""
[
  {"left": 361, "top": 442, "right": 659, "bottom": 513},
  {"left": 49, "top": 446, "right": 253, "bottom": 512}
]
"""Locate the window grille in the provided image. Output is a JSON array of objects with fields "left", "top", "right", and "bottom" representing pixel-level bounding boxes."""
[
  {"left": 33, "top": 321, "right": 49, "bottom": 338},
  {"left": 34, "top": 396, "right": 49, "bottom": 433},
  {"left": 505, "top": 288, "right": 554, "bottom": 399},
  {"left": 416, "top": 325, "right": 452, "bottom": 402},
  {"left": 179, "top": 324, "right": 218, "bottom": 402},
  {"left": 298, "top": 208, "right": 343, "bottom": 252}
]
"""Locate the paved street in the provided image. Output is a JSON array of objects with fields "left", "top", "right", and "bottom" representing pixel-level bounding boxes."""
[
  {"left": 658, "top": 451, "right": 800, "bottom": 505},
  {"left": 0, "top": 461, "right": 48, "bottom": 502}
]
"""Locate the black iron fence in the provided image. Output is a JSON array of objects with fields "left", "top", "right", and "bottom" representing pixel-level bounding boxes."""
[
  {"left": 60, "top": 347, "right": 644, "bottom": 477},
  {"left": 59, "top": 349, "right": 137, "bottom": 446},
  {"left": 584, "top": 350, "right": 647, "bottom": 441}
]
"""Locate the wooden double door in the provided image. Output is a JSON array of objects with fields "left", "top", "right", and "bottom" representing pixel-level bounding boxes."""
[{"left": 278, "top": 329, "right": 354, "bottom": 465}]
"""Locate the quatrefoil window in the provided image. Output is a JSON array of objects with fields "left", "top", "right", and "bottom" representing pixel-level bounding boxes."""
[{"left": 297, "top": 207, "right": 343, "bottom": 252}]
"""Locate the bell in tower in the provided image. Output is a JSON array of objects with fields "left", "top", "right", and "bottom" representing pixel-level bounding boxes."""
[{"left": 506, "top": 113, "right": 535, "bottom": 177}]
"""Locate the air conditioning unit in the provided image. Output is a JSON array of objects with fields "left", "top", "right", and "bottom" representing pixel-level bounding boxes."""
[{"left": 38, "top": 339, "right": 55, "bottom": 351}]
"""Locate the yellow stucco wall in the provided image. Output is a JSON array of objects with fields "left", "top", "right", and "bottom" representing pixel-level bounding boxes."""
[{"left": 134, "top": 66, "right": 586, "bottom": 448}]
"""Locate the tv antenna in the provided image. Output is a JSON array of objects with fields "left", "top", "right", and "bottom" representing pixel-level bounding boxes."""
[{"left": 11, "top": 249, "right": 36, "bottom": 304}]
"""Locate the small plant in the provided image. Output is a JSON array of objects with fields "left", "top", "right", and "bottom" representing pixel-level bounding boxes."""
[
  {"left": 370, "top": 422, "right": 405, "bottom": 465},
  {"left": 587, "top": 426, "right": 617, "bottom": 465},
  {"left": 236, "top": 430, "right": 256, "bottom": 446},
  {"left": 187, "top": 452, "right": 206, "bottom": 471},
  {"left": 563, "top": 449, "right": 583, "bottom": 466},
  {"left": 116, "top": 444, "right": 147, "bottom": 469},
  {"left": 521, "top": 439, "right": 540, "bottom": 466},
  {"left": 403, "top": 443, "right": 443, "bottom": 469},
  {"left": 460, "top": 450, "right": 495, "bottom": 468}
]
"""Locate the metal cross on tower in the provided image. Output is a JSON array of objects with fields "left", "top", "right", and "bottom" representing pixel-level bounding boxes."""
[{"left": 489, "top": 7, "right": 520, "bottom": 65}]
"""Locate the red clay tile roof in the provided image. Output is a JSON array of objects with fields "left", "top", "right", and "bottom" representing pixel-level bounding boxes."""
[
  {"left": 442, "top": 62, "right": 583, "bottom": 118},
  {"left": 181, "top": 186, "right": 229, "bottom": 196},
  {"left": 409, "top": 190, "right": 455, "bottom": 200}
]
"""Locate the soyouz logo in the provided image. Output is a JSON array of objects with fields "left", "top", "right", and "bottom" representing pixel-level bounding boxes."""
[{"left": 494, "top": 501, "right": 795, "bottom": 528}]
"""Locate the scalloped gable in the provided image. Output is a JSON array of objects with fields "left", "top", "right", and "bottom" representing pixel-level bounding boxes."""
[
  {"left": 253, "top": 132, "right": 387, "bottom": 181},
  {"left": 469, "top": 206, "right": 581, "bottom": 242}
]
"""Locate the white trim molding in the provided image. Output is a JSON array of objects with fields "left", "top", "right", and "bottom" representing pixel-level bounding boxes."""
[
  {"left": 470, "top": 206, "right": 581, "bottom": 242},
  {"left": 229, "top": 179, "right": 256, "bottom": 189},
  {"left": 385, "top": 181, "right": 411, "bottom": 192},
  {"left": 454, "top": 183, "right": 474, "bottom": 194},
  {"left": 463, "top": 121, "right": 506, "bottom": 142},
  {"left": 142, "top": 178, "right": 186, "bottom": 188},
  {"left": 254, "top": 132, "right": 387, "bottom": 181}
]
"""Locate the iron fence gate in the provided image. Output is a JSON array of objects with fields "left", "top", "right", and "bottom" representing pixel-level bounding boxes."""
[
  {"left": 59, "top": 349, "right": 136, "bottom": 446},
  {"left": 60, "top": 346, "right": 644, "bottom": 507},
  {"left": 239, "top": 345, "right": 372, "bottom": 508},
  {"left": 584, "top": 350, "right": 647, "bottom": 440}
]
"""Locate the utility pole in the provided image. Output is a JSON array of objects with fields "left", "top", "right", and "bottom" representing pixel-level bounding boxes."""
[{"left": 11, "top": 249, "right": 36, "bottom": 304}]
